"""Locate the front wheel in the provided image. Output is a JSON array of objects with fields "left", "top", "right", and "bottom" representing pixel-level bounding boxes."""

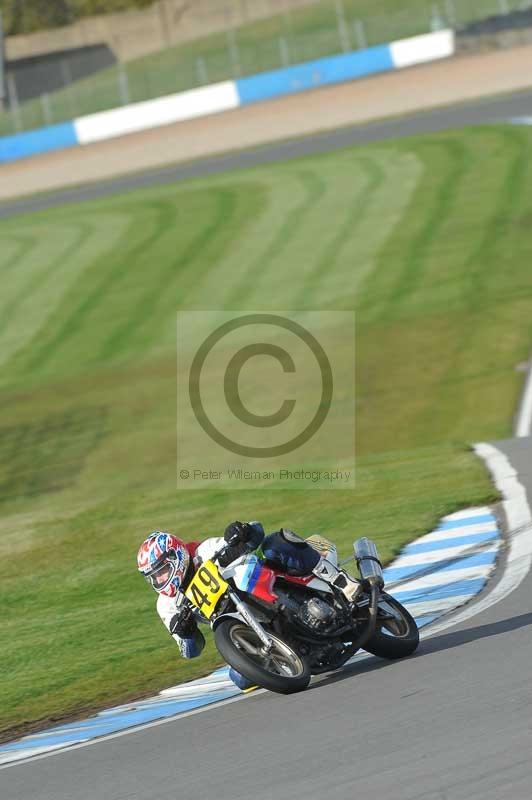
[
  {"left": 363, "top": 593, "right": 419, "bottom": 659},
  {"left": 214, "top": 619, "right": 311, "bottom": 694}
]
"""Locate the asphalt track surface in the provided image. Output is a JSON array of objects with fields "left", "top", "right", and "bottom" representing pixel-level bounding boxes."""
[
  {"left": 2, "top": 87, "right": 532, "bottom": 221},
  {"left": 3, "top": 94, "right": 532, "bottom": 800}
]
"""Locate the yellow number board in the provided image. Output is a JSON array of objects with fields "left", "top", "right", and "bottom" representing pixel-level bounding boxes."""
[{"left": 185, "top": 560, "right": 229, "bottom": 619}]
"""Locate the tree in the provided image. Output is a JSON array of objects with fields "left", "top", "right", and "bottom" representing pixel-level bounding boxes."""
[{"left": 1, "top": 0, "right": 157, "bottom": 36}]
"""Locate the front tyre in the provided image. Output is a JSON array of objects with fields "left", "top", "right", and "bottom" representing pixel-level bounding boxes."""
[
  {"left": 214, "top": 619, "right": 311, "bottom": 694},
  {"left": 364, "top": 593, "right": 419, "bottom": 659}
]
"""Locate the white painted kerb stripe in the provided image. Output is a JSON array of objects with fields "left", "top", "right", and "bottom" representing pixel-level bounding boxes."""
[
  {"left": 393, "top": 563, "right": 496, "bottom": 593},
  {"left": 425, "top": 442, "right": 532, "bottom": 637},
  {"left": 444, "top": 507, "right": 493, "bottom": 521},
  {"left": 390, "top": 29, "right": 455, "bottom": 70},
  {"left": 390, "top": 543, "right": 498, "bottom": 569},
  {"left": 74, "top": 81, "right": 239, "bottom": 145},
  {"left": 410, "top": 520, "right": 497, "bottom": 545},
  {"left": 405, "top": 594, "right": 475, "bottom": 617},
  {"left": 0, "top": 744, "right": 74, "bottom": 766}
]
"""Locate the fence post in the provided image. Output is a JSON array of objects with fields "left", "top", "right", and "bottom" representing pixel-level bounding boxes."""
[
  {"left": 226, "top": 27, "right": 241, "bottom": 77},
  {"left": 196, "top": 56, "right": 208, "bottom": 85},
  {"left": 443, "top": 0, "right": 457, "bottom": 26},
  {"left": 6, "top": 73, "right": 22, "bottom": 131},
  {"left": 354, "top": 19, "right": 367, "bottom": 50},
  {"left": 157, "top": 0, "right": 172, "bottom": 49},
  {"left": 431, "top": 4, "right": 446, "bottom": 30},
  {"left": 0, "top": 9, "right": 6, "bottom": 110},
  {"left": 334, "top": 0, "right": 351, "bottom": 53},
  {"left": 278, "top": 35, "right": 290, "bottom": 67},
  {"left": 40, "top": 92, "right": 53, "bottom": 126},
  {"left": 118, "top": 64, "right": 130, "bottom": 106},
  {"left": 60, "top": 58, "right": 77, "bottom": 119}
]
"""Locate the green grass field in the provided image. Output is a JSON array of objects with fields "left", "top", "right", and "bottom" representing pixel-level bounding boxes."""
[
  {"left": 2, "top": 123, "right": 532, "bottom": 740},
  {"left": 0, "top": 0, "right": 514, "bottom": 135}
]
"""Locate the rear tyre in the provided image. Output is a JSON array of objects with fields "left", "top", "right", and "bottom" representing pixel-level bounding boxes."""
[
  {"left": 364, "top": 593, "right": 419, "bottom": 659},
  {"left": 214, "top": 619, "right": 311, "bottom": 694}
]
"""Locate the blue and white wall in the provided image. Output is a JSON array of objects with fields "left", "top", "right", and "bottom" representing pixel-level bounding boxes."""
[{"left": 0, "top": 30, "right": 455, "bottom": 165}]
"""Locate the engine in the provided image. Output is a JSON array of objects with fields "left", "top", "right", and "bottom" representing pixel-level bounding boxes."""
[{"left": 298, "top": 597, "right": 338, "bottom": 631}]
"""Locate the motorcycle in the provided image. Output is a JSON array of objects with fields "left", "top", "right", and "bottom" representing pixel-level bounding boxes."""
[{"left": 184, "top": 535, "right": 419, "bottom": 694}]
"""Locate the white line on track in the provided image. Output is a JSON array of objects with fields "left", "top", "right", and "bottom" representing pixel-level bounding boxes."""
[
  {"left": 515, "top": 356, "right": 532, "bottom": 437},
  {"left": 423, "top": 443, "right": 532, "bottom": 637},
  {"left": 2, "top": 443, "right": 530, "bottom": 772}
]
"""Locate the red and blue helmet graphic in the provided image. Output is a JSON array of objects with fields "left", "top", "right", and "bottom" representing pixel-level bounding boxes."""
[{"left": 137, "top": 531, "right": 190, "bottom": 597}]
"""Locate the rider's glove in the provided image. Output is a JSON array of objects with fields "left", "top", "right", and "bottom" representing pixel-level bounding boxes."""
[
  {"left": 224, "top": 521, "right": 254, "bottom": 546},
  {"left": 169, "top": 606, "right": 197, "bottom": 638}
]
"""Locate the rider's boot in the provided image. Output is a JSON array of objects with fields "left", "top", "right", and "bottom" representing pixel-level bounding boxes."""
[{"left": 312, "top": 557, "right": 361, "bottom": 603}]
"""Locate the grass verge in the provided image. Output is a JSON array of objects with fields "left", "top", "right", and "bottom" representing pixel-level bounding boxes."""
[{"left": 2, "top": 123, "right": 532, "bottom": 739}]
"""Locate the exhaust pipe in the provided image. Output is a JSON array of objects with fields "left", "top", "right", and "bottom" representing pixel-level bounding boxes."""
[{"left": 354, "top": 538, "right": 384, "bottom": 589}]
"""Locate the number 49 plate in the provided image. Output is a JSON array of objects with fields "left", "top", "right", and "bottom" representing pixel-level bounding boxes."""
[{"left": 185, "top": 560, "right": 229, "bottom": 619}]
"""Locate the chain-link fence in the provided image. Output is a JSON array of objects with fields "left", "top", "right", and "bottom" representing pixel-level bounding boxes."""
[{"left": 1, "top": 0, "right": 532, "bottom": 136}]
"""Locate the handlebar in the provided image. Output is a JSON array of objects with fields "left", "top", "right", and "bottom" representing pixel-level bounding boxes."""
[{"left": 210, "top": 542, "right": 232, "bottom": 564}]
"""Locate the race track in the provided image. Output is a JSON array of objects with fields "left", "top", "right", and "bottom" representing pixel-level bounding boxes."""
[
  {"left": 2, "top": 91, "right": 532, "bottom": 799},
  {"left": 3, "top": 437, "right": 532, "bottom": 800},
  {"left": 2, "top": 87, "right": 532, "bottom": 221}
]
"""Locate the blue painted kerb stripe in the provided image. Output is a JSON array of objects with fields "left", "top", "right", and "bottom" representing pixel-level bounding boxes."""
[
  {"left": 235, "top": 45, "right": 394, "bottom": 105},
  {"left": 0, "top": 121, "right": 78, "bottom": 164}
]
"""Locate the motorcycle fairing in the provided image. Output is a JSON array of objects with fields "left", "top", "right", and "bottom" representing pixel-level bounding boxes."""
[
  {"left": 273, "top": 570, "right": 333, "bottom": 594},
  {"left": 222, "top": 554, "right": 279, "bottom": 603},
  {"left": 222, "top": 554, "right": 335, "bottom": 604}
]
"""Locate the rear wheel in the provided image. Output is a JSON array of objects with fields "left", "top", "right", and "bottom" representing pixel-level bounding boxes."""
[
  {"left": 364, "top": 593, "right": 419, "bottom": 659},
  {"left": 214, "top": 619, "right": 311, "bottom": 694}
]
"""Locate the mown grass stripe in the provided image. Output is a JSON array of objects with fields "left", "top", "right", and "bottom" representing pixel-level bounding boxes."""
[
  {"left": 0, "top": 222, "right": 93, "bottom": 342},
  {"left": 374, "top": 138, "right": 468, "bottom": 321},
  {"left": 19, "top": 203, "right": 169, "bottom": 374},
  {"left": 241, "top": 153, "right": 394, "bottom": 309},
  {"left": 139, "top": 183, "right": 265, "bottom": 352},
  {"left": 0, "top": 234, "right": 36, "bottom": 276},
  {"left": 293, "top": 156, "right": 384, "bottom": 306},
  {"left": 222, "top": 168, "right": 327, "bottom": 310}
]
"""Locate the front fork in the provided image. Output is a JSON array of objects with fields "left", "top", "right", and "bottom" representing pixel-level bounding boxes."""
[{"left": 228, "top": 589, "right": 274, "bottom": 652}]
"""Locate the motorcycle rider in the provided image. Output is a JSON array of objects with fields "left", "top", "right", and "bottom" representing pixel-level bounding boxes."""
[{"left": 137, "top": 521, "right": 360, "bottom": 689}]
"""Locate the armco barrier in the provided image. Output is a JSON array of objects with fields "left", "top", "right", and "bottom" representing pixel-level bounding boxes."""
[
  {"left": 0, "top": 121, "right": 78, "bottom": 163},
  {"left": 74, "top": 81, "right": 240, "bottom": 145},
  {"left": 0, "top": 30, "right": 455, "bottom": 165},
  {"left": 235, "top": 44, "right": 394, "bottom": 105},
  {"left": 390, "top": 29, "right": 455, "bottom": 68}
]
